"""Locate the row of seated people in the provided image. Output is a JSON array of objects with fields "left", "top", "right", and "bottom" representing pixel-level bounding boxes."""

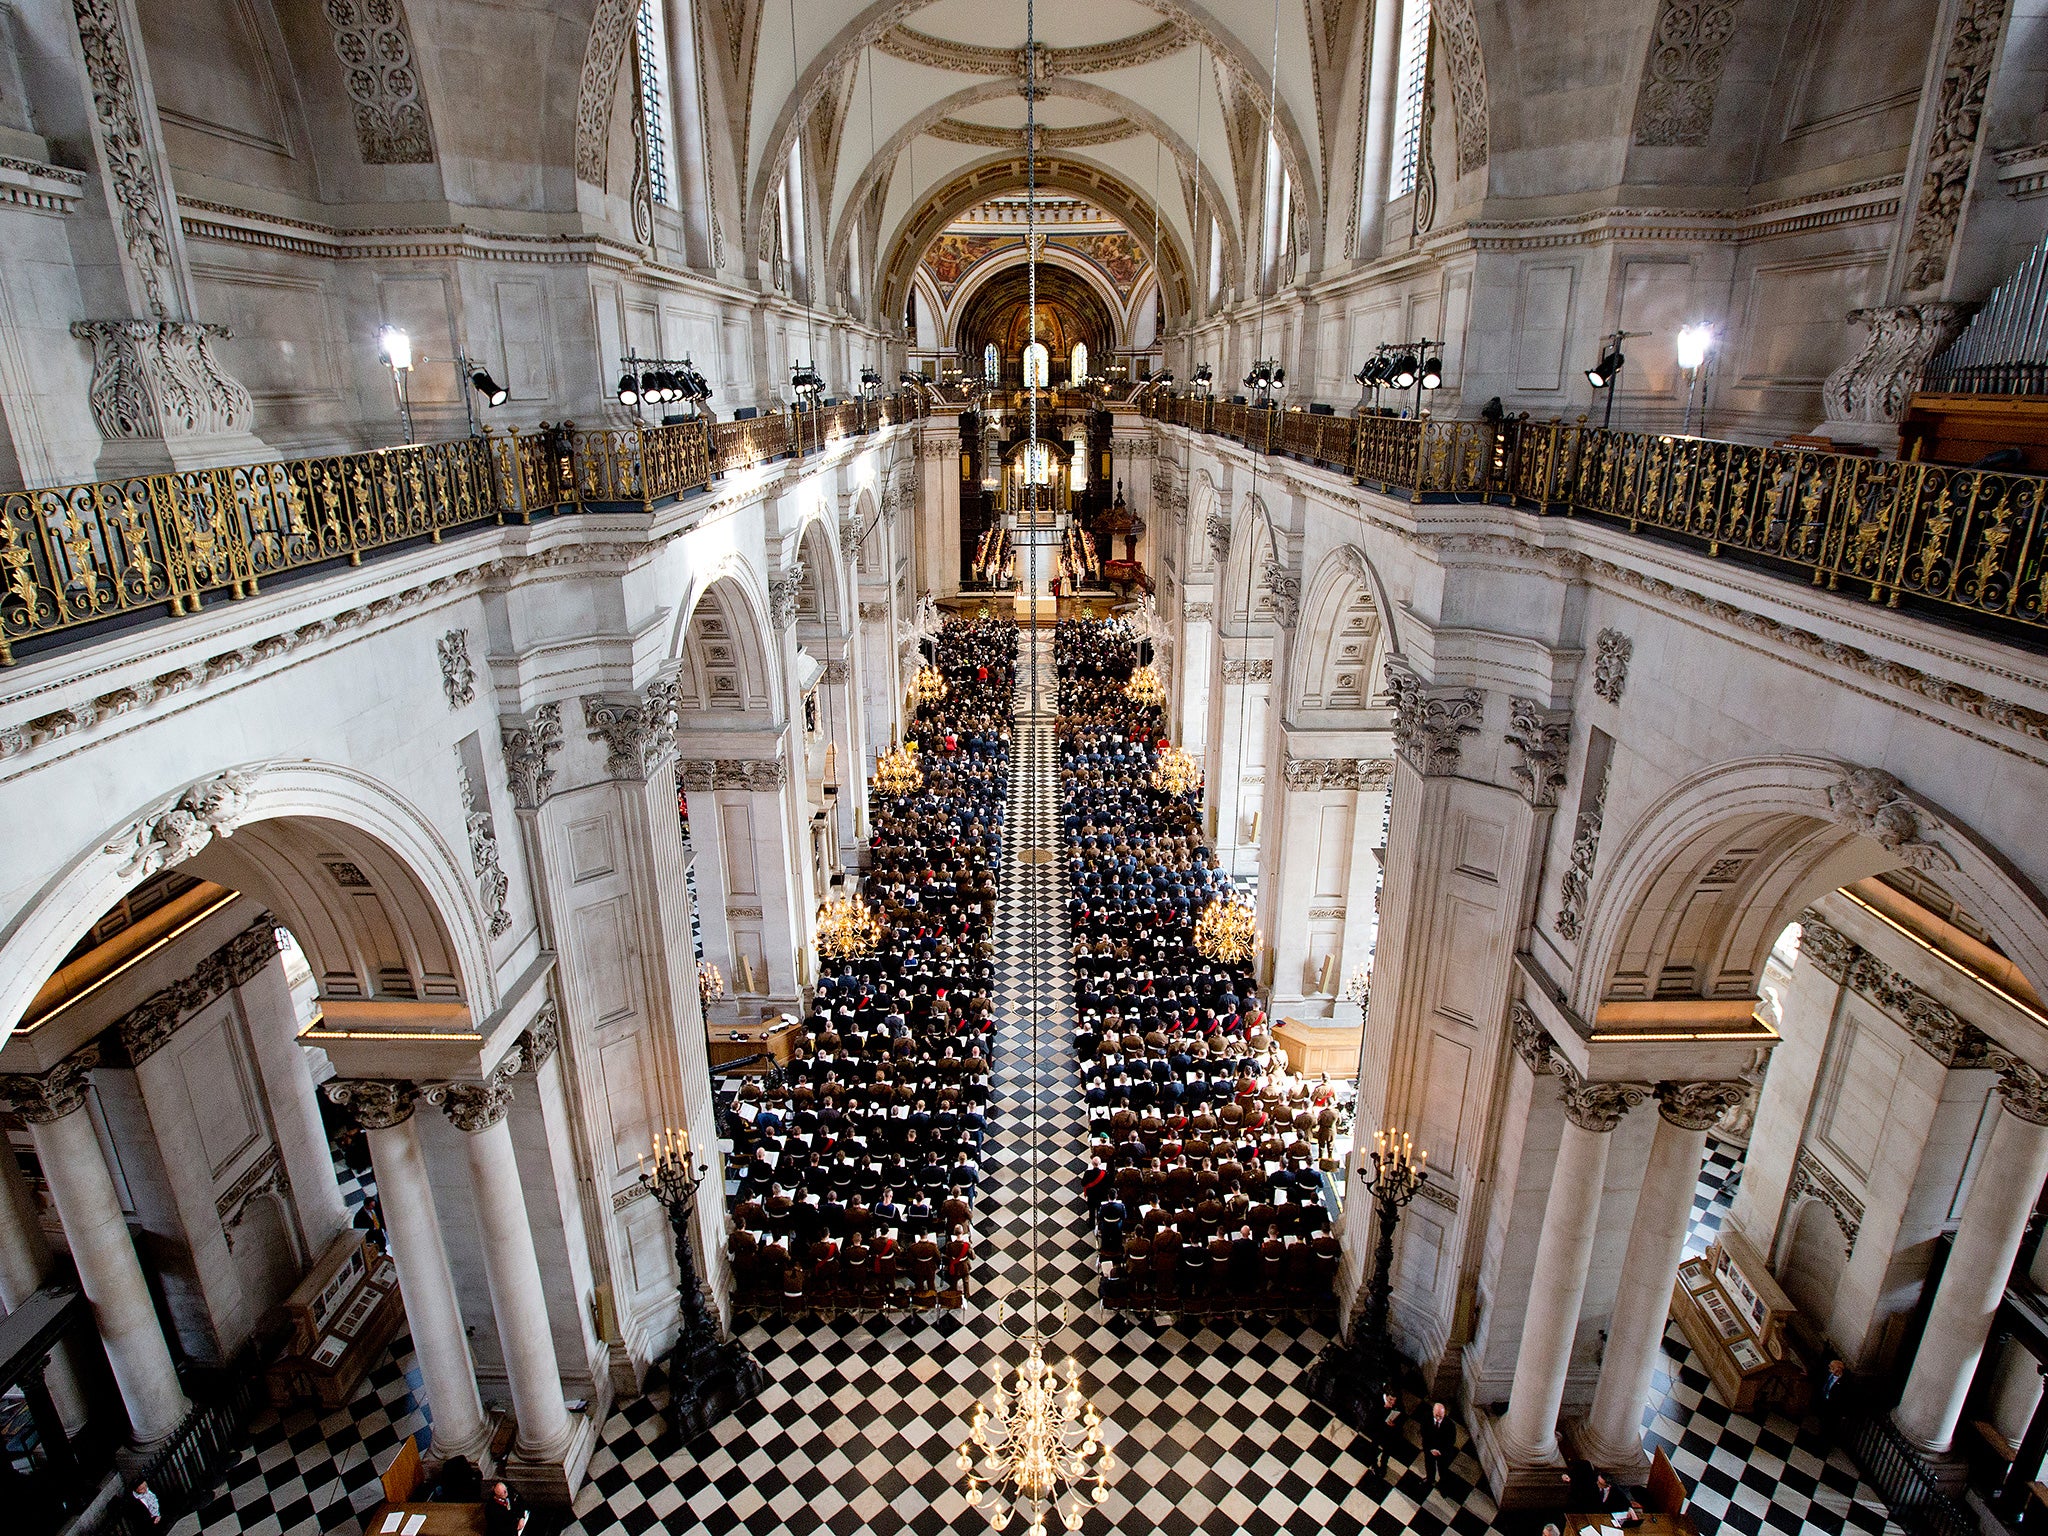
[
  {"left": 1055, "top": 618, "right": 1341, "bottom": 1321},
  {"left": 726, "top": 619, "right": 1016, "bottom": 1317}
]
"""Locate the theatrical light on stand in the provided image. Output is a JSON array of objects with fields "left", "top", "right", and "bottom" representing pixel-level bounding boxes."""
[
  {"left": 1192, "top": 363, "right": 1214, "bottom": 397},
  {"left": 377, "top": 325, "right": 415, "bottom": 444},
  {"left": 1419, "top": 354, "right": 1443, "bottom": 391},
  {"left": 1124, "top": 665, "right": 1166, "bottom": 707},
  {"left": 1586, "top": 350, "right": 1625, "bottom": 390},
  {"left": 1193, "top": 891, "right": 1258, "bottom": 964},
  {"left": 616, "top": 373, "right": 640, "bottom": 406},
  {"left": 1675, "top": 323, "right": 1714, "bottom": 372},
  {"left": 1151, "top": 743, "right": 1199, "bottom": 797},
  {"left": 469, "top": 369, "right": 508, "bottom": 407},
  {"left": 1388, "top": 352, "right": 1418, "bottom": 390},
  {"left": 816, "top": 891, "right": 882, "bottom": 959}
]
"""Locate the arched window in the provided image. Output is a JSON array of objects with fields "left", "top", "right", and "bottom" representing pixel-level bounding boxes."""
[
  {"left": 636, "top": 0, "right": 675, "bottom": 207},
  {"left": 1070, "top": 342, "right": 1088, "bottom": 384},
  {"left": 984, "top": 342, "right": 999, "bottom": 387},
  {"left": 1389, "top": 0, "right": 1431, "bottom": 200},
  {"left": 1022, "top": 342, "right": 1049, "bottom": 388}
]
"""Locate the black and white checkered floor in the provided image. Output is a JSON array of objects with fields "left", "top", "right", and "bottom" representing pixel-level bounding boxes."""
[{"left": 166, "top": 638, "right": 1897, "bottom": 1536}]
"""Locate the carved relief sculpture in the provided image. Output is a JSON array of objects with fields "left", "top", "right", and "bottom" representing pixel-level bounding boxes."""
[
  {"left": 1902, "top": 0, "right": 2009, "bottom": 294},
  {"left": 1432, "top": 0, "right": 1492, "bottom": 176},
  {"left": 438, "top": 629, "right": 475, "bottom": 710},
  {"left": 1592, "top": 628, "right": 1632, "bottom": 704},
  {"left": 1826, "top": 767, "right": 1957, "bottom": 872},
  {"left": 69, "top": 0, "right": 179, "bottom": 317},
  {"left": 105, "top": 768, "right": 257, "bottom": 878},
  {"left": 321, "top": 0, "right": 436, "bottom": 164},
  {"left": 1631, "top": 0, "right": 1742, "bottom": 147},
  {"left": 458, "top": 763, "right": 513, "bottom": 939},
  {"left": 1505, "top": 698, "right": 1571, "bottom": 806},
  {"left": 1823, "top": 304, "right": 1971, "bottom": 428},
  {"left": 71, "top": 320, "right": 256, "bottom": 444}
]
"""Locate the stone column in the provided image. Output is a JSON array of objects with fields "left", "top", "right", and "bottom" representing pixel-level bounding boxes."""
[
  {"left": 324, "top": 1079, "right": 491, "bottom": 1463},
  {"left": 439, "top": 1080, "right": 581, "bottom": 1466},
  {"left": 2, "top": 1050, "right": 190, "bottom": 1447},
  {"left": 1893, "top": 1061, "right": 2048, "bottom": 1454},
  {"left": 1496, "top": 1070, "right": 1648, "bottom": 1468},
  {"left": 235, "top": 952, "right": 353, "bottom": 1256},
  {"left": 0, "top": 1130, "right": 91, "bottom": 1430},
  {"left": 1581, "top": 1081, "right": 1746, "bottom": 1470},
  {"left": 1355, "top": 0, "right": 1404, "bottom": 260}
]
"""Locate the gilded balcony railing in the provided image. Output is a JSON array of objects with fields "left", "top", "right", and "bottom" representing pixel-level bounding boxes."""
[
  {"left": 1139, "top": 395, "right": 2048, "bottom": 642},
  {"left": 0, "top": 392, "right": 926, "bottom": 663}
]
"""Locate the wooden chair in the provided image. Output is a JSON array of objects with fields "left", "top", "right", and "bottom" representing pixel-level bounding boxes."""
[{"left": 1647, "top": 1446, "right": 1689, "bottom": 1516}]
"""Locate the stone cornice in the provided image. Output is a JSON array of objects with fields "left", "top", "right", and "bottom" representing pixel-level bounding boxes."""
[
  {"left": 102, "top": 913, "right": 281, "bottom": 1067},
  {"left": 0, "top": 155, "right": 87, "bottom": 216},
  {"left": 1795, "top": 907, "right": 1994, "bottom": 1069}
]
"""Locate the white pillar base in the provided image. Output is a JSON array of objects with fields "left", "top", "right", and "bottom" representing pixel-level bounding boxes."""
[
  {"left": 1468, "top": 1405, "right": 1569, "bottom": 1511},
  {"left": 498, "top": 1408, "right": 596, "bottom": 1506}
]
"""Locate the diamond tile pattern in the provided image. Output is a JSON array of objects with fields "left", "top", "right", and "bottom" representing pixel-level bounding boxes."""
[{"left": 168, "top": 638, "right": 1899, "bottom": 1536}]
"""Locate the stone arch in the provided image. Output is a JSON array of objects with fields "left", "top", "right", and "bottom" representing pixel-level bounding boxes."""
[
  {"left": 832, "top": 76, "right": 1243, "bottom": 315},
  {"left": 1779, "top": 1194, "right": 1851, "bottom": 1332},
  {"left": 673, "top": 567, "right": 781, "bottom": 717},
  {"left": 795, "top": 515, "right": 847, "bottom": 636},
  {"left": 1289, "top": 546, "right": 1397, "bottom": 716},
  {"left": 0, "top": 761, "right": 493, "bottom": 1049},
  {"left": 764, "top": 0, "right": 1318, "bottom": 284},
  {"left": 1188, "top": 469, "right": 1223, "bottom": 573},
  {"left": 1220, "top": 491, "right": 1280, "bottom": 633},
  {"left": 1571, "top": 756, "right": 2048, "bottom": 1020},
  {"left": 944, "top": 246, "right": 1135, "bottom": 355},
  {"left": 876, "top": 153, "right": 1210, "bottom": 333}
]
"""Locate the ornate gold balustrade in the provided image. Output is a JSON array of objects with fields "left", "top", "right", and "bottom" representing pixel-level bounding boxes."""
[
  {"left": 0, "top": 392, "right": 925, "bottom": 663},
  {"left": 1140, "top": 397, "right": 2048, "bottom": 642}
]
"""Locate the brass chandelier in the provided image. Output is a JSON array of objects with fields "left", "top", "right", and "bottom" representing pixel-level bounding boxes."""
[
  {"left": 1123, "top": 664, "right": 1165, "bottom": 707},
  {"left": 816, "top": 893, "right": 882, "bottom": 959},
  {"left": 874, "top": 735, "right": 923, "bottom": 797},
  {"left": 1194, "top": 891, "right": 1258, "bottom": 964},
  {"left": 1150, "top": 744, "right": 1199, "bottom": 798},
  {"left": 958, "top": 1337, "right": 1112, "bottom": 1532},
  {"left": 912, "top": 662, "right": 949, "bottom": 707}
]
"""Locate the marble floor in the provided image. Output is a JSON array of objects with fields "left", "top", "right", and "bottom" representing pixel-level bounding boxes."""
[{"left": 168, "top": 634, "right": 1898, "bottom": 1536}]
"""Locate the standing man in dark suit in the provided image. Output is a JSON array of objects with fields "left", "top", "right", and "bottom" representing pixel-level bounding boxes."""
[
  {"left": 1421, "top": 1400, "right": 1456, "bottom": 1486},
  {"left": 1371, "top": 1388, "right": 1405, "bottom": 1479}
]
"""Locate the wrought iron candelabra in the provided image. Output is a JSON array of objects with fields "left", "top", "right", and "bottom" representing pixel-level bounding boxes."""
[
  {"left": 638, "top": 1126, "right": 767, "bottom": 1443},
  {"left": 1306, "top": 1127, "right": 1429, "bottom": 1429}
]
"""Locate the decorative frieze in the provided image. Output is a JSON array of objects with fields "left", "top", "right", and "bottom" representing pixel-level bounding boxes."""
[
  {"left": 582, "top": 676, "right": 680, "bottom": 780},
  {"left": 109, "top": 913, "right": 280, "bottom": 1066},
  {"left": 500, "top": 703, "right": 563, "bottom": 810},
  {"left": 1385, "top": 663, "right": 1483, "bottom": 776},
  {"left": 321, "top": 0, "right": 435, "bottom": 164},
  {"left": 1795, "top": 911, "right": 1858, "bottom": 982},
  {"left": 1221, "top": 658, "right": 1273, "bottom": 683},
  {"left": 1505, "top": 699, "right": 1571, "bottom": 807},
  {"left": 859, "top": 601, "right": 889, "bottom": 622},
  {"left": 1183, "top": 602, "right": 1215, "bottom": 623},
  {"left": 1282, "top": 755, "right": 1393, "bottom": 791},
  {"left": 1826, "top": 768, "right": 1956, "bottom": 872},
  {"left": 1794, "top": 908, "right": 1993, "bottom": 1068},
  {"left": 437, "top": 629, "right": 474, "bottom": 710},
  {"left": 105, "top": 769, "right": 257, "bottom": 879},
  {"left": 1631, "top": 0, "right": 1742, "bottom": 147},
  {"left": 678, "top": 757, "right": 788, "bottom": 793},
  {"left": 0, "top": 1047, "right": 100, "bottom": 1123},
  {"left": 71, "top": 319, "right": 256, "bottom": 443},
  {"left": 1788, "top": 1148, "right": 1863, "bottom": 1243},
  {"left": 1415, "top": 1177, "right": 1460, "bottom": 1215},
  {"left": 1592, "top": 629, "right": 1632, "bottom": 704}
]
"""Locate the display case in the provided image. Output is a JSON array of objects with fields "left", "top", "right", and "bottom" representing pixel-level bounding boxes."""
[
  {"left": 1671, "top": 1228, "right": 1806, "bottom": 1415},
  {"left": 266, "top": 1230, "right": 404, "bottom": 1410}
]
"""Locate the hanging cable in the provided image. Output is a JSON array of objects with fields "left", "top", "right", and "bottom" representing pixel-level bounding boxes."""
[{"left": 787, "top": 0, "right": 818, "bottom": 398}]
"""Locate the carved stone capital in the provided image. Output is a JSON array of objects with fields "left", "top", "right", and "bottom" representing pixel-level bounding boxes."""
[
  {"left": 104, "top": 769, "right": 257, "bottom": 879},
  {"left": 1385, "top": 662, "right": 1483, "bottom": 776},
  {"left": 1796, "top": 909, "right": 1857, "bottom": 982},
  {"left": 770, "top": 561, "right": 807, "bottom": 629},
  {"left": 1824, "top": 304, "right": 1972, "bottom": 427},
  {"left": 1505, "top": 699, "right": 1571, "bottom": 807},
  {"left": 1557, "top": 1064, "right": 1650, "bottom": 1132},
  {"left": 1997, "top": 1059, "right": 2048, "bottom": 1126},
  {"left": 1826, "top": 768, "right": 1956, "bottom": 872},
  {"left": 1220, "top": 657, "right": 1272, "bottom": 683},
  {"left": 71, "top": 319, "right": 256, "bottom": 442},
  {"left": 324, "top": 1077, "right": 418, "bottom": 1130},
  {"left": 439, "top": 1080, "right": 513, "bottom": 1134},
  {"left": 1592, "top": 629, "right": 1632, "bottom": 704},
  {"left": 519, "top": 999, "right": 561, "bottom": 1072},
  {"left": 501, "top": 703, "right": 563, "bottom": 810},
  {"left": 0, "top": 1047, "right": 100, "bottom": 1123},
  {"left": 1510, "top": 1002, "right": 1555, "bottom": 1076},
  {"left": 1260, "top": 558, "right": 1300, "bottom": 628},
  {"left": 1205, "top": 512, "right": 1232, "bottom": 562},
  {"left": 1183, "top": 601, "right": 1214, "bottom": 623},
  {"left": 1657, "top": 1080, "right": 1751, "bottom": 1131},
  {"left": 582, "top": 676, "right": 679, "bottom": 780}
]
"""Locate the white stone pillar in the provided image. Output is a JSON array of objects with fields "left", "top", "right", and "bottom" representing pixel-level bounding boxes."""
[
  {"left": 236, "top": 954, "right": 353, "bottom": 1256},
  {"left": 1356, "top": 0, "right": 1404, "bottom": 260},
  {"left": 1893, "top": 1062, "right": 2048, "bottom": 1454},
  {"left": 1582, "top": 1082, "right": 1745, "bottom": 1468},
  {"left": 440, "top": 1081, "right": 579, "bottom": 1464},
  {"left": 1496, "top": 1069, "right": 1648, "bottom": 1467},
  {"left": 0, "top": 1130, "right": 90, "bottom": 1430},
  {"left": 326, "top": 1079, "right": 491, "bottom": 1463},
  {"left": 5, "top": 1051, "right": 190, "bottom": 1447}
]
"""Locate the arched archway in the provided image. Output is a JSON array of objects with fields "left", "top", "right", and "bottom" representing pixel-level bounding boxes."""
[{"left": 1290, "top": 547, "right": 1397, "bottom": 719}]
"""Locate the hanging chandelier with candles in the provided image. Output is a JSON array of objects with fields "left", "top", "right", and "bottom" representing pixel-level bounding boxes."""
[
  {"left": 817, "top": 892, "right": 882, "bottom": 958},
  {"left": 874, "top": 736, "right": 923, "bottom": 797},
  {"left": 1123, "top": 665, "right": 1165, "bottom": 708},
  {"left": 697, "top": 959, "right": 726, "bottom": 1010},
  {"left": 1194, "top": 891, "right": 1258, "bottom": 964},
  {"left": 912, "top": 662, "right": 950, "bottom": 708},
  {"left": 1150, "top": 744, "right": 1199, "bottom": 798},
  {"left": 958, "top": 1335, "right": 1113, "bottom": 1533}
]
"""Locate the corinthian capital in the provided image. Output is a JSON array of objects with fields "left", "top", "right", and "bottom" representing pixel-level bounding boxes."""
[
  {"left": 1557, "top": 1063, "right": 1650, "bottom": 1132},
  {"left": 582, "top": 675, "right": 680, "bottom": 780},
  {"left": 1657, "top": 1080, "right": 1750, "bottom": 1131},
  {"left": 438, "top": 1081, "right": 514, "bottom": 1133},
  {"left": 324, "top": 1077, "right": 418, "bottom": 1130},
  {"left": 0, "top": 1047, "right": 100, "bottom": 1123},
  {"left": 1997, "top": 1059, "right": 2048, "bottom": 1127},
  {"left": 1384, "top": 660, "right": 1483, "bottom": 777}
]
